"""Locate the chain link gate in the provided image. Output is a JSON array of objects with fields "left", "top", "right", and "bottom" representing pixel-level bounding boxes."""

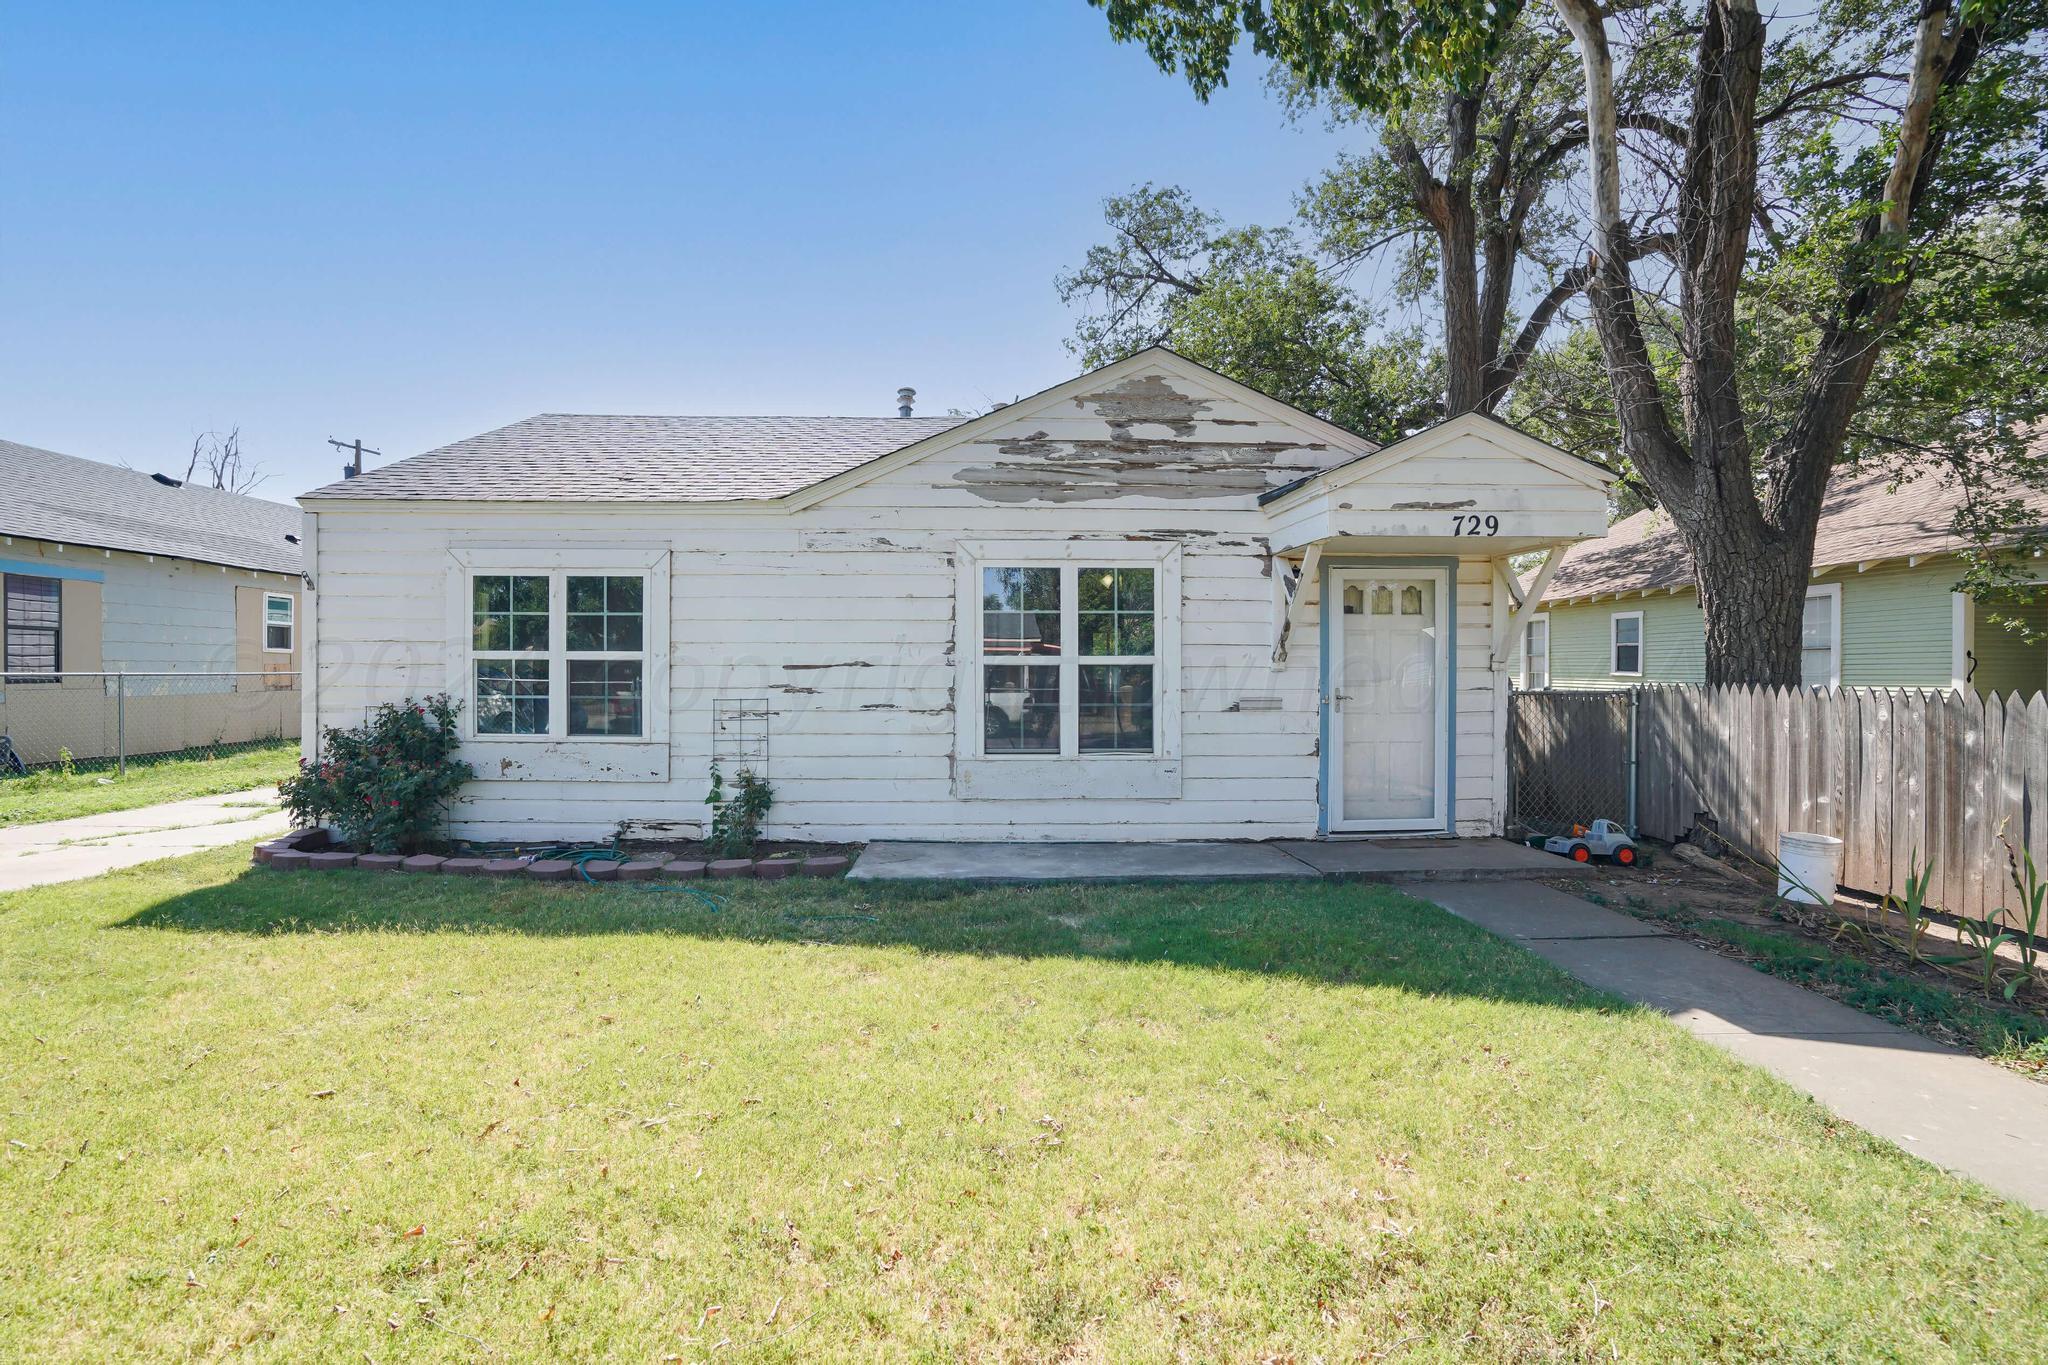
[{"left": 1507, "top": 688, "right": 1638, "bottom": 840}]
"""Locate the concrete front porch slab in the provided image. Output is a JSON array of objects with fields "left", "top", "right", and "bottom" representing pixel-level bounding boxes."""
[
  {"left": 1273, "top": 837, "right": 1595, "bottom": 882},
  {"left": 850, "top": 840, "right": 1315, "bottom": 883}
]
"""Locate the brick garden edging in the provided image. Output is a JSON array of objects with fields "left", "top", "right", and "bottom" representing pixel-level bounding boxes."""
[{"left": 254, "top": 837, "right": 852, "bottom": 881}]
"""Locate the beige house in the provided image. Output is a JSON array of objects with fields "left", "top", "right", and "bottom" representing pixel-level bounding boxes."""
[{"left": 0, "top": 438, "right": 305, "bottom": 765}]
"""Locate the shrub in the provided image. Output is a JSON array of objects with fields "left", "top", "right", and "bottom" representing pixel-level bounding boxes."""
[
  {"left": 704, "top": 762, "right": 773, "bottom": 858},
  {"left": 282, "top": 695, "right": 474, "bottom": 853}
]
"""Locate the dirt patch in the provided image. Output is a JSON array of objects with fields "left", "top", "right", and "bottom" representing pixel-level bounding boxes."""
[{"left": 1546, "top": 841, "right": 2048, "bottom": 1077}]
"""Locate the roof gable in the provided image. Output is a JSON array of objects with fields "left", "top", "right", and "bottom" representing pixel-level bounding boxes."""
[
  {"left": 782, "top": 347, "right": 1376, "bottom": 510},
  {"left": 1259, "top": 411, "right": 1613, "bottom": 510},
  {"left": 298, "top": 348, "right": 1378, "bottom": 510}
]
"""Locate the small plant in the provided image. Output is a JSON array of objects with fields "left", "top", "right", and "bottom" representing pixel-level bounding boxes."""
[
  {"left": 1956, "top": 911, "right": 2019, "bottom": 997},
  {"left": 1887, "top": 851, "right": 1939, "bottom": 966},
  {"left": 54, "top": 747, "right": 76, "bottom": 780},
  {"left": 704, "top": 761, "right": 774, "bottom": 858},
  {"left": 1998, "top": 828, "right": 2046, "bottom": 986},
  {"left": 280, "top": 695, "right": 474, "bottom": 854}
]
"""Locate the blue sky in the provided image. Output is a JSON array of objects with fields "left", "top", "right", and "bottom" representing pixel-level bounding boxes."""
[{"left": 0, "top": 2, "right": 1357, "bottom": 503}]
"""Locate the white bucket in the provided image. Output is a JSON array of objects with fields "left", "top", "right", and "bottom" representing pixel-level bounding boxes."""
[{"left": 1777, "top": 831, "right": 1844, "bottom": 905}]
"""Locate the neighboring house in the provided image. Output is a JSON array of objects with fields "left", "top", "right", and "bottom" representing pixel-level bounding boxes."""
[
  {"left": 0, "top": 437, "right": 305, "bottom": 763},
  {"left": 300, "top": 349, "right": 1613, "bottom": 843},
  {"left": 1524, "top": 465, "right": 2048, "bottom": 696}
]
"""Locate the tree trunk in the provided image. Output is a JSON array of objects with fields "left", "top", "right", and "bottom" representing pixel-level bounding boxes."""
[
  {"left": 1678, "top": 491, "right": 1815, "bottom": 686},
  {"left": 1440, "top": 197, "right": 1486, "bottom": 415}
]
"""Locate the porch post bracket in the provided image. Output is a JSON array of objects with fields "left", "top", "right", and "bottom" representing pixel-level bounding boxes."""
[
  {"left": 1492, "top": 546, "right": 1565, "bottom": 673},
  {"left": 1273, "top": 544, "right": 1322, "bottom": 667}
]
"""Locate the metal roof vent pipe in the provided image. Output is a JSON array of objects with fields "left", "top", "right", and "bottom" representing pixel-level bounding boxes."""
[{"left": 896, "top": 387, "right": 916, "bottom": 419}]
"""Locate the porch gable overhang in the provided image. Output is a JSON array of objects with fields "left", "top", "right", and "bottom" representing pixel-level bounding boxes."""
[
  {"left": 1259, "top": 412, "right": 1614, "bottom": 556},
  {"left": 1264, "top": 413, "right": 1613, "bottom": 666}
]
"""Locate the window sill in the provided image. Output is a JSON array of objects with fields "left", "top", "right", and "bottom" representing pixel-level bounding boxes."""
[
  {"left": 954, "top": 756, "right": 1181, "bottom": 801},
  {"left": 463, "top": 737, "right": 668, "bottom": 783}
]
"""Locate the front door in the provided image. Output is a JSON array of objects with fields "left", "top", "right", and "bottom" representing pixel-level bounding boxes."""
[{"left": 1329, "top": 568, "right": 1449, "bottom": 832}]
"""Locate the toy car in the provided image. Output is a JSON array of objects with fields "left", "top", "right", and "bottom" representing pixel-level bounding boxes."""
[{"left": 1544, "top": 819, "right": 1637, "bottom": 865}]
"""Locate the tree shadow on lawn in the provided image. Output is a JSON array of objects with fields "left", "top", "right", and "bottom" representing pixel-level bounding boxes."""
[{"left": 115, "top": 864, "right": 1621, "bottom": 1013}]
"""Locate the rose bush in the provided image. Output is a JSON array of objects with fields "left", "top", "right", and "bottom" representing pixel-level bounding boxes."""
[{"left": 281, "top": 694, "right": 475, "bottom": 853}]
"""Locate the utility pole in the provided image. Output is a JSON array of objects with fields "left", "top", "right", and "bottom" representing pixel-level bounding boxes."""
[{"left": 327, "top": 436, "right": 381, "bottom": 480}]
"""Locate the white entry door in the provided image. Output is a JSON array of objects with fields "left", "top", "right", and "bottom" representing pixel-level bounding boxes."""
[{"left": 1329, "top": 568, "right": 1450, "bottom": 832}]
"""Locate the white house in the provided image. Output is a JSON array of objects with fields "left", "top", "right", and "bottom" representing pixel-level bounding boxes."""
[{"left": 298, "top": 349, "right": 1611, "bottom": 843}]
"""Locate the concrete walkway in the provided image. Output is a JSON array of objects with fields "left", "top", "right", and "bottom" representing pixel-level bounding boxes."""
[
  {"left": 0, "top": 787, "right": 290, "bottom": 892},
  {"left": 850, "top": 837, "right": 1588, "bottom": 883},
  {"left": 1423, "top": 879, "right": 2048, "bottom": 1214}
]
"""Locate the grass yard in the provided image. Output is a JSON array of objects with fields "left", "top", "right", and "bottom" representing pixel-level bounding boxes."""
[
  {"left": 0, "top": 741, "right": 296, "bottom": 826},
  {"left": 3, "top": 851, "right": 2045, "bottom": 1360}
]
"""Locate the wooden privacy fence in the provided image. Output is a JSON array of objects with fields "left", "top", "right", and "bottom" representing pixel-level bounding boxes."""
[{"left": 1514, "top": 685, "right": 2048, "bottom": 925}]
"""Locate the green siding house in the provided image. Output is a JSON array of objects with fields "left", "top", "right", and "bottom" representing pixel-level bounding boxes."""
[{"left": 1526, "top": 467, "right": 2048, "bottom": 697}]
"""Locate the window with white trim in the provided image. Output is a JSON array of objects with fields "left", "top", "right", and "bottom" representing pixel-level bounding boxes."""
[
  {"left": 471, "top": 571, "right": 646, "bottom": 738},
  {"left": 1802, "top": 585, "right": 1840, "bottom": 688},
  {"left": 263, "top": 593, "right": 295, "bottom": 653},
  {"left": 1610, "top": 611, "right": 1643, "bottom": 676},
  {"left": 1522, "top": 614, "right": 1550, "bottom": 690},
  {"left": 979, "top": 563, "right": 1156, "bottom": 756}
]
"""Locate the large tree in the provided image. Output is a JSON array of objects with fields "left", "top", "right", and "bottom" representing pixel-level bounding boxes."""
[
  {"left": 1067, "top": 11, "right": 1685, "bottom": 430},
  {"left": 1092, "top": 0, "right": 2048, "bottom": 685},
  {"left": 1057, "top": 184, "right": 1444, "bottom": 440}
]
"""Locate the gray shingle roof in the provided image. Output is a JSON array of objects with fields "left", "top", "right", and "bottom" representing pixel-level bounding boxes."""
[
  {"left": 1, "top": 438, "right": 303, "bottom": 576},
  {"left": 1542, "top": 464, "right": 2048, "bottom": 603},
  {"left": 299, "top": 413, "right": 967, "bottom": 503}
]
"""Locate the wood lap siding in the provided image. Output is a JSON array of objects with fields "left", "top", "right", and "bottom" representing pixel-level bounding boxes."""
[
  {"left": 1629, "top": 684, "right": 2048, "bottom": 927},
  {"left": 310, "top": 367, "right": 1525, "bottom": 842}
]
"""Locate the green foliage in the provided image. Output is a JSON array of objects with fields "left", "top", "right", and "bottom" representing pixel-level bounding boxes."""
[
  {"left": 1058, "top": 184, "right": 1441, "bottom": 441},
  {"left": 1091, "top": 0, "right": 1524, "bottom": 114},
  {"left": 280, "top": 695, "right": 474, "bottom": 854},
  {"left": 1895, "top": 851, "right": 1940, "bottom": 966},
  {"left": 704, "top": 761, "right": 774, "bottom": 858}
]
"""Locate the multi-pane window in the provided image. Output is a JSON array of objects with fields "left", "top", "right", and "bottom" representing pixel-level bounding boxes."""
[
  {"left": 1078, "top": 567, "right": 1154, "bottom": 752},
  {"left": 566, "top": 576, "right": 644, "bottom": 737},
  {"left": 474, "top": 575, "right": 550, "bottom": 734},
  {"left": 1802, "top": 588, "right": 1838, "bottom": 688},
  {"left": 264, "top": 593, "right": 295, "bottom": 652},
  {"left": 471, "top": 572, "right": 646, "bottom": 738},
  {"left": 1611, "top": 612, "right": 1643, "bottom": 676},
  {"left": 1523, "top": 616, "right": 1550, "bottom": 690},
  {"left": 4, "top": 574, "right": 60, "bottom": 683},
  {"left": 980, "top": 564, "right": 1156, "bottom": 756}
]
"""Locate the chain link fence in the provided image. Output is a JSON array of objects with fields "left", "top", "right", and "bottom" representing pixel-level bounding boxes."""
[
  {"left": 1506, "top": 688, "right": 1637, "bottom": 840},
  {"left": 0, "top": 672, "right": 300, "bottom": 776}
]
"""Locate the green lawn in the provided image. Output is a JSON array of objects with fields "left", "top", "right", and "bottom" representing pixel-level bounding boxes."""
[
  {"left": 0, "top": 740, "right": 296, "bottom": 826},
  {"left": 3, "top": 851, "right": 2044, "bottom": 1360}
]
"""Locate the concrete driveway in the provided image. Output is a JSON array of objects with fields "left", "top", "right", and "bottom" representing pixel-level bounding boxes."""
[{"left": 0, "top": 787, "right": 290, "bottom": 892}]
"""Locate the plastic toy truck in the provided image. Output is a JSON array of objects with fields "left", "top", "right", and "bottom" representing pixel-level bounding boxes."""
[{"left": 1544, "top": 819, "right": 1637, "bottom": 865}]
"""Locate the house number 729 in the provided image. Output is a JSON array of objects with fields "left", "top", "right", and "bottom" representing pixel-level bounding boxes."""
[{"left": 1451, "top": 514, "right": 1500, "bottom": 536}]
